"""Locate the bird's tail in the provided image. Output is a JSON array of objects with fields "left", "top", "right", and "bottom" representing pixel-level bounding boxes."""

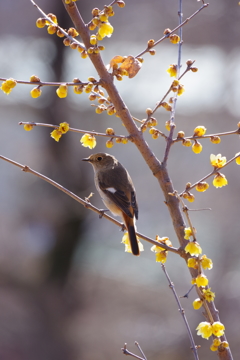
[{"left": 123, "top": 213, "right": 140, "bottom": 256}]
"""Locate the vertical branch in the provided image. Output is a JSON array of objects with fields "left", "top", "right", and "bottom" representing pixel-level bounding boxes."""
[{"left": 162, "top": 0, "right": 183, "bottom": 165}]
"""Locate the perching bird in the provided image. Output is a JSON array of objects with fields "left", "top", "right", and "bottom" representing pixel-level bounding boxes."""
[{"left": 82, "top": 153, "right": 139, "bottom": 256}]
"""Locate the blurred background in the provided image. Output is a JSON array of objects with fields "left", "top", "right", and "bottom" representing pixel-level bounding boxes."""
[{"left": 0, "top": 0, "right": 239, "bottom": 359}]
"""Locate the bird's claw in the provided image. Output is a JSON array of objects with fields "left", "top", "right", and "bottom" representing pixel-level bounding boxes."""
[{"left": 99, "top": 209, "right": 109, "bottom": 219}]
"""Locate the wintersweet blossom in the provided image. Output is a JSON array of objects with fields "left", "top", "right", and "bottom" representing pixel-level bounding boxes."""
[
  {"left": 201, "top": 255, "right": 213, "bottom": 270},
  {"left": 193, "top": 126, "right": 207, "bottom": 136},
  {"left": 196, "top": 322, "right": 213, "bottom": 339},
  {"left": 210, "top": 154, "right": 226, "bottom": 168},
  {"left": 185, "top": 241, "right": 202, "bottom": 256},
  {"left": 51, "top": 129, "right": 62, "bottom": 142},
  {"left": 184, "top": 227, "right": 195, "bottom": 240},
  {"left": 196, "top": 274, "right": 208, "bottom": 287},
  {"left": 167, "top": 64, "right": 177, "bottom": 78},
  {"left": 212, "top": 173, "right": 228, "bottom": 188},
  {"left": 193, "top": 298, "right": 203, "bottom": 310},
  {"left": 59, "top": 122, "right": 69, "bottom": 134},
  {"left": 151, "top": 236, "right": 172, "bottom": 263},
  {"left": 202, "top": 288, "right": 215, "bottom": 302},
  {"left": 98, "top": 22, "right": 114, "bottom": 38},
  {"left": 80, "top": 133, "right": 97, "bottom": 149}
]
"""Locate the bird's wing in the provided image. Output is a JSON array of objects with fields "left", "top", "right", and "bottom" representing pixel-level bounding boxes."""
[
  {"left": 99, "top": 181, "right": 133, "bottom": 218},
  {"left": 131, "top": 191, "right": 138, "bottom": 220}
]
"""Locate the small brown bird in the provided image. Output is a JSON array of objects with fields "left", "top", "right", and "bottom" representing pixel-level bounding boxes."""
[{"left": 82, "top": 153, "right": 139, "bottom": 256}]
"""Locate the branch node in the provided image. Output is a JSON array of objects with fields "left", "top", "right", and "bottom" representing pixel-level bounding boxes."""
[{"left": 22, "top": 165, "right": 30, "bottom": 172}]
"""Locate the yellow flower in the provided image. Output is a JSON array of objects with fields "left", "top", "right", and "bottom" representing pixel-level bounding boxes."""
[
  {"left": 196, "top": 274, "right": 208, "bottom": 287},
  {"left": 47, "top": 25, "right": 57, "bottom": 35},
  {"left": 177, "top": 84, "right": 185, "bottom": 96},
  {"left": 187, "top": 257, "right": 198, "bottom": 269},
  {"left": 210, "top": 136, "right": 221, "bottom": 144},
  {"left": 151, "top": 236, "right": 172, "bottom": 252},
  {"left": 184, "top": 227, "right": 193, "bottom": 240},
  {"left": 80, "top": 133, "right": 97, "bottom": 149},
  {"left": 169, "top": 34, "right": 180, "bottom": 44},
  {"left": 212, "top": 338, "right": 221, "bottom": 347},
  {"left": 30, "top": 75, "right": 40, "bottom": 82},
  {"left": 221, "top": 341, "right": 229, "bottom": 348},
  {"left": 122, "top": 232, "right": 131, "bottom": 253},
  {"left": 151, "top": 236, "right": 171, "bottom": 263},
  {"left": 196, "top": 182, "right": 209, "bottom": 192},
  {"left": 122, "top": 232, "right": 143, "bottom": 254},
  {"left": 24, "top": 124, "right": 34, "bottom": 131},
  {"left": 210, "top": 154, "right": 227, "bottom": 168},
  {"left": 155, "top": 251, "right": 167, "bottom": 263},
  {"left": 30, "top": 87, "right": 42, "bottom": 98},
  {"left": 5, "top": 78, "right": 17, "bottom": 88},
  {"left": 202, "top": 288, "right": 215, "bottom": 302},
  {"left": 167, "top": 64, "right": 177, "bottom": 78},
  {"left": 51, "top": 129, "right": 62, "bottom": 142},
  {"left": 68, "top": 27, "right": 79, "bottom": 37},
  {"left": 210, "top": 345, "right": 218, "bottom": 352},
  {"left": 185, "top": 242, "right": 202, "bottom": 256},
  {"left": 192, "top": 141, "right": 202, "bottom": 154},
  {"left": 193, "top": 126, "right": 207, "bottom": 137},
  {"left": 73, "top": 85, "right": 84, "bottom": 94},
  {"left": 90, "top": 35, "right": 97, "bottom": 45},
  {"left": 58, "top": 122, "right": 69, "bottom": 134},
  {"left": 210, "top": 338, "right": 221, "bottom": 351},
  {"left": 201, "top": 255, "right": 213, "bottom": 270},
  {"left": 106, "top": 139, "right": 114, "bottom": 148},
  {"left": 56, "top": 84, "right": 68, "bottom": 98},
  {"left": 193, "top": 298, "right": 203, "bottom": 310},
  {"left": 0, "top": 82, "right": 12, "bottom": 94},
  {"left": 196, "top": 322, "right": 213, "bottom": 339},
  {"left": 235, "top": 152, "right": 240, "bottom": 165},
  {"left": 212, "top": 322, "right": 225, "bottom": 337},
  {"left": 165, "top": 120, "right": 171, "bottom": 131},
  {"left": 98, "top": 22, "right": 114, "bottom": 38},
  {"left": 182, "top": 139, "right": 192, "bottom": 147},
  {"left": 191, "top": 278, "right": 196, "bottom": 285},
  {"left": 36, "top": 18, "right": 46, "bottom": 28},
  {"left": 212, "top": 173, "right": 228, "bottom": 188}
]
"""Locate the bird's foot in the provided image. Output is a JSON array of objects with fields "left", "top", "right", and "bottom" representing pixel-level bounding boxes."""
[{"left": 99, "top": 209, "right": 109, "bottom": 219}]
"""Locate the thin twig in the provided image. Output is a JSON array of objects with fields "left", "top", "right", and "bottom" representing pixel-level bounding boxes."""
[
  {"left": 121, "top": 343, "right": 144, "bottom": 360},
  {"left": 0, "top": 78, "right": 91, "bottom": 87},
  {"left": 18, "top": 122, "right": 127, "bottom": 139},
  {"left": 173, "top": 129, "right": 240, "bottom": 142},
  {"left": 135, "top": 3, "right": 209, "bottom": 58},
  {"left": 161, "top": 264, "right": 200, "bottom": 360},
  {"left": 134, "top": 342, "right": 147, "bottom": 360},
  {"left": 162, "top": 1, "right": 184, "bottom": 165}
]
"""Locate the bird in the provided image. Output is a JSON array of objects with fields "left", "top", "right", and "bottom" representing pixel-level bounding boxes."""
[{"left": 82, "top": 153, "right": 139, "bottom": 256}]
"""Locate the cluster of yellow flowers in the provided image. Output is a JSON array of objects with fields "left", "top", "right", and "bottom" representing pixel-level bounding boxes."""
[
  {"left": 151, "top": 236, "right": 173, "bottom": 263},
  {"left": 0, "top": 78, "right": 17, "bottom": 95},
  {"left": 36, "top": 12, "right": 89, "bottom": 58},
  {"left": 105, "top": 128, "right": 128, "bottom": 148},
  {"left": 50, "top": 122, "right": 70, "bottom": 142},
  {"left": 88, "top": 3, "right": 124, "bottom": 42},
  {"left": 183, "top": 226, "right": 228, "bottom": 350}
]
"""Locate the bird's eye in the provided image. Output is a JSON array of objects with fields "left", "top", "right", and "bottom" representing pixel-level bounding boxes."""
[{"left": 97, "top": 156, "right": 103, "bottom": 161}]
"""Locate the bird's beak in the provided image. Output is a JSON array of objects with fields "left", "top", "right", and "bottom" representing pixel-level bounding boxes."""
[{"left": 82, "top": 157, "right": 90, "bottom": 162}]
